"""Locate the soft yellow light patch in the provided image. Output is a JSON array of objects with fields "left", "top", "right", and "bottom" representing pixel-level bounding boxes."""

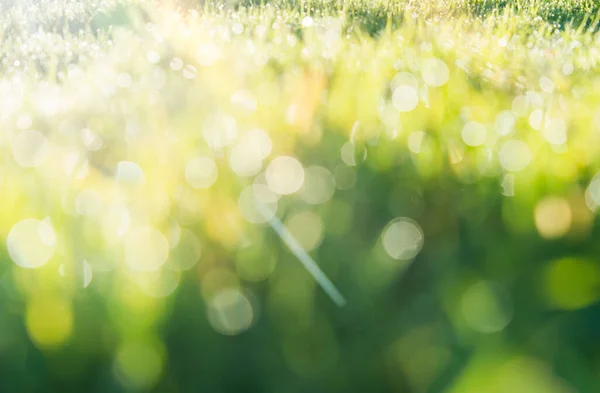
[
  {"left": 26, "top": 296, "right": 73, "bottom": 349},
  {"left": 285, "top": 210, "right": 325, "bottom": 252},
  {"left": 185, "top": 156, "right": 218, "bottom": 189},
  {"left": 207, "top": 288, "right": 254, "bottom": 335},
  {"left": 462, "top": 121, "right": 487, "bottom": 147},
  {"left": 124, "top": 226, "right": 169, "bottom": 271},
  {"left": 166, "top": 229, "right": 202, "bottom": 271},
  {"left": 534, "top": 196, "right": 572, "bottom": 239},
  {"left": 542, "top": 257, "right": 600, "bottom": 310},
  {"left": 115, "top": 340, "right": 163, "bottom": 390},
  {"left": 11, "top": 130, "right": 47, "bottom": 167},
  {"left": 266, "top": 156, "right": 305, "bottom": 195},
  {"left": 7, "top": 218, "right": 56, "bottom": 269},
  {"left": 499, "top": 139, "right": 531, "bottom": 172}
]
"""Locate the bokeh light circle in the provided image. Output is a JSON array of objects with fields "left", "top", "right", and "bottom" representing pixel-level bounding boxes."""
[
  {"left": 381, "top": 217, "right": 424, "bottom": 260},
  {"left": 461, "top": 280, "right": 513, "bottom": 333},
  {"left": 7, "top": 218, "right": 56, "bottom": 268},
  {"left": 185, "top": 156, "right": 218, "bottom": 189},
  {"left": 124, "top": 227, "right": 169, "bottom": 271},
  {"left": 207, "top": 288, "right": 255, "bottom": 335},
  {"left": 266, "top": 156, "right": 305, "bottom": 195},
  {"left": 499, "top": 140, "right": 532, "bottom": 172},
  {"left": 12, "top": 130, "right": 47, "bottom": 167},
  {"left": 421, "top": 58, "right": 449, "bottom": 87},
  {"left": 299, "top": 166, "right": 336, "bottom": 205}
]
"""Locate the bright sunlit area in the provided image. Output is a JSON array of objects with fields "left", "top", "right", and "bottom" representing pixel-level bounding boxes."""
[{"left": 1, "top": 0, "right": 600, "bottom": 391}]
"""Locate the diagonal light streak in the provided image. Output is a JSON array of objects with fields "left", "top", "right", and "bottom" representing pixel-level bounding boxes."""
[{"left": 255, "top": 201, "right": 346, "bottom": 307}]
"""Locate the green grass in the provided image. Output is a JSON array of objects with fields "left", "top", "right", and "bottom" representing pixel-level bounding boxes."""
[{"left": 2, "top": 0, "right": 600, "bottom": 392}]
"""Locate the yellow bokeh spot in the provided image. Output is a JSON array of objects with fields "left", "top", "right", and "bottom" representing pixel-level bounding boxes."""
[
  {"left": 542, "top": 257, "right": 600, "bottom": 310},
  {"left": 26, "top": 296, "right": 73, "bottom": 349},
  {"left": 201, "top": 267, "right": 240, "bottom": 301},
  {"left": 204, "top": 197, "right": 243, "bottom": 247},
  {"left": 235, "top": 245, "right": 277, "bottom": 282},
  {"left": 115, "top": 340, "right": 163, "bottom": 390},
  {"left": 534, "top": 196, "right": 571, "bottom": 239}
]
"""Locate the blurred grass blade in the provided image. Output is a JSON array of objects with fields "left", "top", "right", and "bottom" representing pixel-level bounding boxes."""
[{"left": 256, "top": 201, "right": 347, "bottom": 307}]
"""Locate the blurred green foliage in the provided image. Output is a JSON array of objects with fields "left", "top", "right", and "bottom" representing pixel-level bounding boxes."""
[{"left": 1, "top": 0, "right": 600, "bottom": 392}]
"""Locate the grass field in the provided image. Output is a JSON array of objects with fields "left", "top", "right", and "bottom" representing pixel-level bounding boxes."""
[{"left": 2, "top": 0, "right": 600, "bottom": 392}]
